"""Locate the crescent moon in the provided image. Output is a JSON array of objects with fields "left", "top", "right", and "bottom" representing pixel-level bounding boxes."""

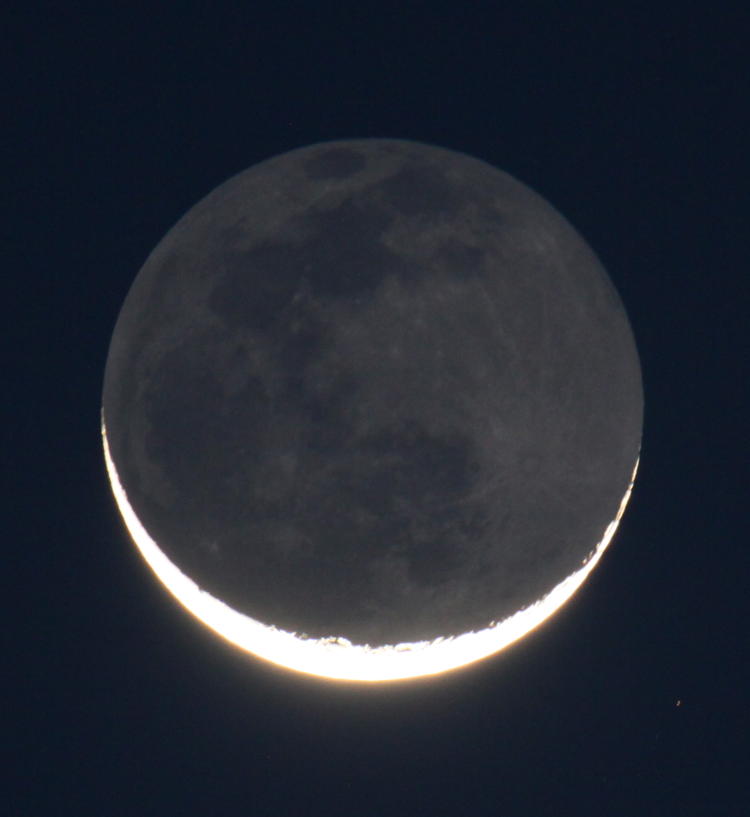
[
  {"left": 103, "top": 426, "right": 637, "bottom": 681},
  {"left": 102, "top": 140, "right": 642, "bottom": 682}
]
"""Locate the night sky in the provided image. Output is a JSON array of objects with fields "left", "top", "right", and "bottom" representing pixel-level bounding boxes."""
[{"left": 8, "top": 4, "right": 748, "bottom": 815}]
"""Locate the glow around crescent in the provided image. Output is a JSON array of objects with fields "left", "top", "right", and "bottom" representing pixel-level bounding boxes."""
[{"left": 102, "top": 421, "right": 638, "bottom": 683}]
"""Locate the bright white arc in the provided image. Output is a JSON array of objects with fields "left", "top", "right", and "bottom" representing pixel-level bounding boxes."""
[{"left": 102, "top": 421, "right": 638, "bottom": 683}]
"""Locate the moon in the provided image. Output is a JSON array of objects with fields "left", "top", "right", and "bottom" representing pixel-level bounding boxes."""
[{"left": 102, "top": 139, "right": 642, "bottom": 682}]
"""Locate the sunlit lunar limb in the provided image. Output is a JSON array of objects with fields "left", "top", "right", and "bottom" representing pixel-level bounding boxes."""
[{"left": 103, "top": 421, "right": 638, "bottom": 682}]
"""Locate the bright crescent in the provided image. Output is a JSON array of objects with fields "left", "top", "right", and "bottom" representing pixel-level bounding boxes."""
[{"left": 103, "top": 421, "right": 638, "bottom": 682}]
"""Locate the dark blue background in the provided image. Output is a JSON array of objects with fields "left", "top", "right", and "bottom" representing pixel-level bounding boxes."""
[{"left": 7, "top": 4, "right": 747, "bottom": 815}]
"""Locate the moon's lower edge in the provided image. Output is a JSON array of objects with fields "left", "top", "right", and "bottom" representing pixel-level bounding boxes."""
[{"left": 101, "top": 418, "right": 639, "bottom": 683}]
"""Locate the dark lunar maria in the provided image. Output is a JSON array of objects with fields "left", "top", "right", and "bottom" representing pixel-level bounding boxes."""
[{"left": 103, "top": 139, "right": 643, "bottom": 647}]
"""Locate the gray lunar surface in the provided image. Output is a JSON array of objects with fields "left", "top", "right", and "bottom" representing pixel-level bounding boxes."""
[{"left": 103, "top": 139, "right": 643, "bottom": 646}]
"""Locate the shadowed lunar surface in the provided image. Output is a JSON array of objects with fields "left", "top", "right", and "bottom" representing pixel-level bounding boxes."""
[{"left": 103, "top": 139, "right": 642, "bottom": 649}]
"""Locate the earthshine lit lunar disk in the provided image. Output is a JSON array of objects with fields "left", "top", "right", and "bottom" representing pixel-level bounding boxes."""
[{"left": 102, "top": 139, "right": 643, "bottom": 682}]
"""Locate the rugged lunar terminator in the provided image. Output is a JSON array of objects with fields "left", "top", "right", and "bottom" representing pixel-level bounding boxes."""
[{"left": 102, "top": 139, "right": 642, "bottom": 681}]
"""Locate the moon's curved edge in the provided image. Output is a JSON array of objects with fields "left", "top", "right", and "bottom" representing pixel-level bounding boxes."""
[{"left": 102, "top": 417, "right": 639, "bottom": 683}]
